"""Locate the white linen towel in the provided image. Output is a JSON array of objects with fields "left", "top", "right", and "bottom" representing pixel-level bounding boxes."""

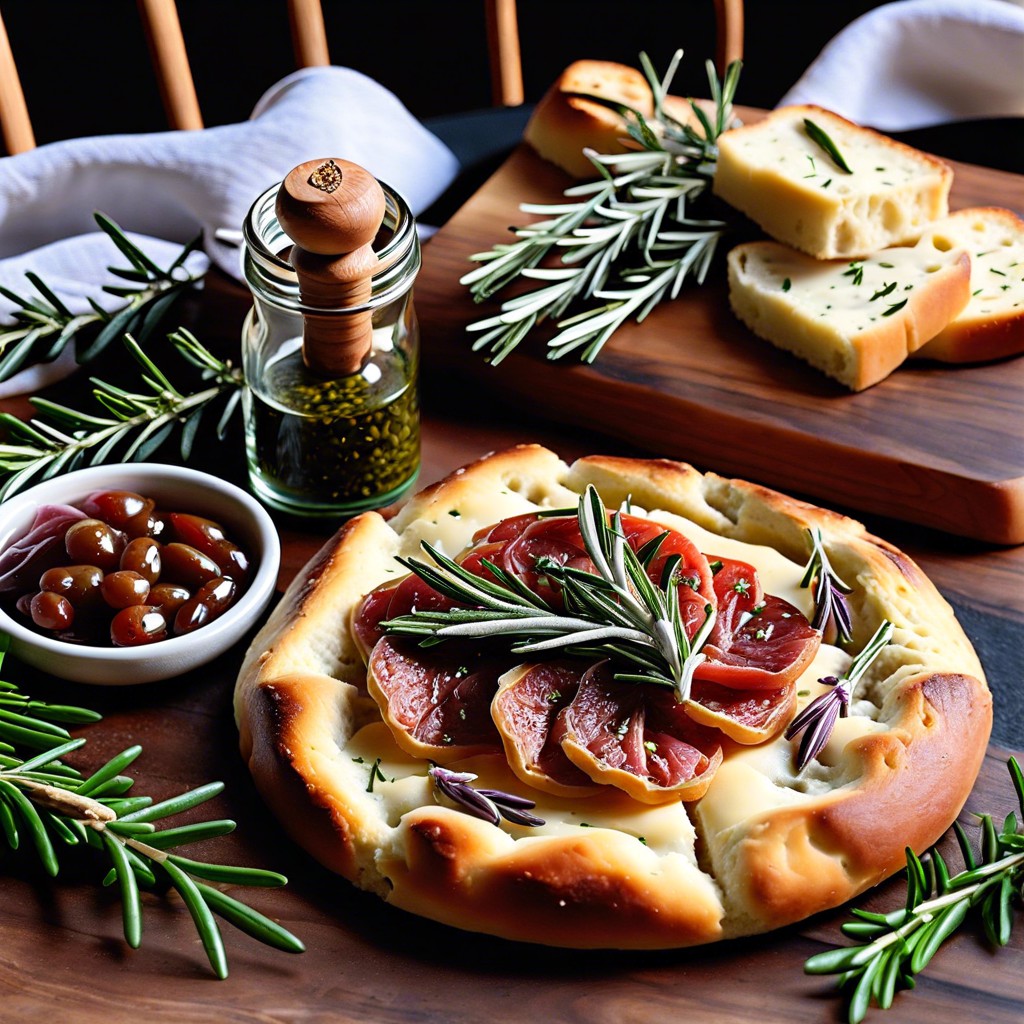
[
  {"left": 0, "top": 66, "right": 461, "bottom": 396},
  {"left": 779, "top": 0, "right": 1024, "bottom": 130}
]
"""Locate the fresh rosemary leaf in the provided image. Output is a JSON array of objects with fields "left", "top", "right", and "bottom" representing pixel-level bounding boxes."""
[
  {"left": 462, "top": 51, "right": 741, "bottom": 364},
  {"left": 118, "top": 781, "right": 225, "bottom": 823},
  {"left": 196, "top": 882, "right": 306, "bottom": 953},
  {"left": 45, "top": 811, "right": 81, "bottom": 845},
  {"left": 954, "top": 820, "right": 977, "bottom": 870},
  {"left": 161, "top": 857, "right": 229, "bottom": 979},
  {"left": 0, "top": 706, "right": 70, "bottom": 739},
  {"left": 76, "top": 745, "right": 143, "bottom": 796},
  {"left": 163, "top": 853, "right": 288, "bottom": 887},
  {"left": 804, "top": 118, "right": 854, "bottom": 173},
  {"left": 138, "top": 820, "right": 238, "bottom": 850},
  {"left": 106, "top": 820, "right": 158, "bottom": 837},
  {"left": 102, "top": 830, "right": 143, "bottom": 948},
  {"left": 22, "top": 702, "right": 102, "bottom": 726}
]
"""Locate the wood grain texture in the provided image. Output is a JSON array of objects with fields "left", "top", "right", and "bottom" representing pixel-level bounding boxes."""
[
  {"left": 415, "top": 135, "right": 1024, "bottom": 545},
  {"left": 0, "top": 405, "right": 1020, "bottom": 1022}
]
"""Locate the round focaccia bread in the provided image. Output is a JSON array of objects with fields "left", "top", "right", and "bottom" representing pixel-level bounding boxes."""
[{"left": 234, "top": 445, "right": 990, "bottom": 947}]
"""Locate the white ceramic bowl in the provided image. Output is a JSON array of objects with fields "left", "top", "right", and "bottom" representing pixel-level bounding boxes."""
[{"left": 0, "top": 464, "right": 280, "bottom": 685}]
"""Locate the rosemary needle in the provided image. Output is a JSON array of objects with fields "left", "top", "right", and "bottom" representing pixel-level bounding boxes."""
[
  {"left": 806, "top": 757, "right": 1024, "bottom": 1023},
  {"left": 0, "top": 213, "right": 205, "bottom": 384},
  {"left": 0, "top": 637, "right": 304, "bottom": 975},
  {"left": 462, "top": 52, "right": 741, "bottom": 365}
]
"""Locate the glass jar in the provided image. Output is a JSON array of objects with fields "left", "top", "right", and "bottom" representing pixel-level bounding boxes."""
[{"left": 240, "top": 179, "right": 421, "bottom": 517}]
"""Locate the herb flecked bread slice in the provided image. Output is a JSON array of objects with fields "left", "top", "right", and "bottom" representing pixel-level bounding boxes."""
[
  {"left": 911, "top": 207, "right": 1024, "bottom": 364},
  {"left": 714, "top": 105, "right": 953, "bottom": 259},
  {"left": 726, "top": 236, "right": 971, "bottom": 390}
]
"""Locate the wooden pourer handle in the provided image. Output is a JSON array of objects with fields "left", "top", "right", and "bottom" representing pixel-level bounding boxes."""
[{"left": 276, "top": 157, "right": 386, "bottom": 376}]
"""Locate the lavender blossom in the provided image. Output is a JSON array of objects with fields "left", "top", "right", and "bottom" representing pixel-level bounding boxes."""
[
  {"left": 786, "top": 620, "right": 894, "bottom": 772},
  {"left": 429, "top": 765, "right": 544, "bottom": 827},
  {"left": 785, "top": 676, "right": 851, "bottom": 770},
  {"left": 801, "top": 527, "right": 854, "bottom": 645}
]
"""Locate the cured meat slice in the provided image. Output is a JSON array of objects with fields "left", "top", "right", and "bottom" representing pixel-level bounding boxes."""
[
  {"left": 697, "top": 593, "right": 821, "bottom": 691},
  {"left": 367, "top": 637, "right": 506, "bottom": 760},
  {"left": 685, "top": 680, "right": 796, "bottom": 744},
  {"left": 0, "top": 503, "right": 88, "bottom": 595},
  {"left": 560, "top": 663, "right": 723, "bottom": 803},
  {"left": 707, "top": 556, "right": 764, "bottom": 636},
  {"left": 351, "top": 571, "right": 455, "bottom": 658},
  {"left": 492, "top": 662, "right": 601, "bottom": 797},
  {"left": 494, "top": 512, "right": 716, "bottom": 634}
]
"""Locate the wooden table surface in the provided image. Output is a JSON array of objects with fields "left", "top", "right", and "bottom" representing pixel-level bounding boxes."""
[
  {"left": 0, "top": 386, "right": 1020, "bottom": 1024},
  {"left": 1, "top": 137, "right": 1023, "bottom": 1023}
]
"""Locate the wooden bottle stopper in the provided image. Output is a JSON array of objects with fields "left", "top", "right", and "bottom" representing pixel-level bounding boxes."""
[{"left": 276, "top": 157, "right": 386, "bottom": 376}]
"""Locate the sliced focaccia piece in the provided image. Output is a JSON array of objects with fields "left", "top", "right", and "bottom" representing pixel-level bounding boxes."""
[
  {"left": 912, "top": 207, "right": 1024, "bottom": 363},
  {"left": 523, "top": 59, "right": 697, "bottom": 179},
  {"left": 714, "top": 105, "right": 953, "bottom": 259},
  {"left": 726, "top": 235, "right": 971, "bottom": 390}
]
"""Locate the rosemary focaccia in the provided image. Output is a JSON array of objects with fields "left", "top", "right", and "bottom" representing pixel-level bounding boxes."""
[{"left": 234, "top": 445, "right": 990, "bottom": 947}]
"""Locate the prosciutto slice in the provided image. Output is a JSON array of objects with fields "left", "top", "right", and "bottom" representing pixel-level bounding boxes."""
[
  {"left": 561, "top": 663, "right": 723, "bottom": 804},
  {"left": 351, "top": 511, "right": 818, "bottom": 800}
]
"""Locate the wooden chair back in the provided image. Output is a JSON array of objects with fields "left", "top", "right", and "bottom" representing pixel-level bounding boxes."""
[{"left": 0, "top": 0, "right": 744, "bottom": 155}]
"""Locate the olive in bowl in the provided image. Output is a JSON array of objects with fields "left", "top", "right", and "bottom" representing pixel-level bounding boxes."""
[{"left": 0, "top": 464, "right": 280, "bottom": 684}]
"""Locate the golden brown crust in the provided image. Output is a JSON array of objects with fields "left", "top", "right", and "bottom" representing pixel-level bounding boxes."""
[
  {"left": 380, "top": 806, "right": 724, "bottom": 948},
  {"left": 234, "top": 444, "right": 991, "bottom": 947},
  {"left": 523, "top": 59, "right": 696, "bottom": 179}
]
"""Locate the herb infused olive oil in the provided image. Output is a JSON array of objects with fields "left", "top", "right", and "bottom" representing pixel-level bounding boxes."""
[
  {"left": 241, "top": 159, "right": 421, "bottom": 517},
  {"left": 243, "top": 327, "right": 419, "bottom": 514}
]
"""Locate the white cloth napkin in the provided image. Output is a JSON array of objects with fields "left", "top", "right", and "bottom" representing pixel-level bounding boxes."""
[
  {"left": 779, "top": 0, "right": 1024, "bottom": 130},
  {"left": 0, "top": 65, "right": 460, "bottom": 396}
]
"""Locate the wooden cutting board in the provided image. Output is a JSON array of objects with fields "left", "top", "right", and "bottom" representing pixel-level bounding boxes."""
[{"left": 416, "top": 140, "right": 1024, "bottom": 545}]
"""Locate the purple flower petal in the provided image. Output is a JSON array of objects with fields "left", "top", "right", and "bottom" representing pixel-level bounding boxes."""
[
  {"left": 428, "top": 766, "right": 544, "bottom": 827},
  {"left": 498, "top": 805, "right": 546, "bottom": 827},
  {"left": 476, "top": 788, "right": 538, "bottom": 810}
]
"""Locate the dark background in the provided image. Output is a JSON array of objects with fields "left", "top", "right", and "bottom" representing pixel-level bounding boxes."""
[
  {"left": 2, "top": 1, "right": 889, "bottom": 142},
  {"left": 5, "top": 1, "right": 1020, "bottom": 184}
]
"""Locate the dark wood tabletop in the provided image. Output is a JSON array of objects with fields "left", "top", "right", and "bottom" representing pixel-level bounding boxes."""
[
  {"left": 0, "top": 386, "right": 1020, "bottom": 1023},
  {"left": 1, "top": 137, "right": 1023, "bottom": 1022}
]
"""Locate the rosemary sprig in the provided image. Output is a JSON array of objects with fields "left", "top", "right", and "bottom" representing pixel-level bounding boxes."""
[
  {"left": 383, "top": 486, "right": 715, "bottom": 702},
  {"left": 461, "top": 52, "right": 741, "bottom": 365},
  {"left": 0, "top": 328, "right": 243, "bottom": 500},
  {"left": 800, "top": 526, "right": 854, "bottom": 644},
  {"left": 806, "top": 757, "right": 1024, "bottom": 1022},
  {"left": 0, "top": 213, "right": 205, "bottom": 383},
  {"left": 0, "top": 636, "right": 303, "bottom": 975},
  {"left": 785, "top": 620, "right": 894, "bottom": 770}
]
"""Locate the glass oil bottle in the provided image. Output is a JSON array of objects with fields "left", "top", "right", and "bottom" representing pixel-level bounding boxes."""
[{"left": 240, "top": 158, "right": 420, "bottom": 517}]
